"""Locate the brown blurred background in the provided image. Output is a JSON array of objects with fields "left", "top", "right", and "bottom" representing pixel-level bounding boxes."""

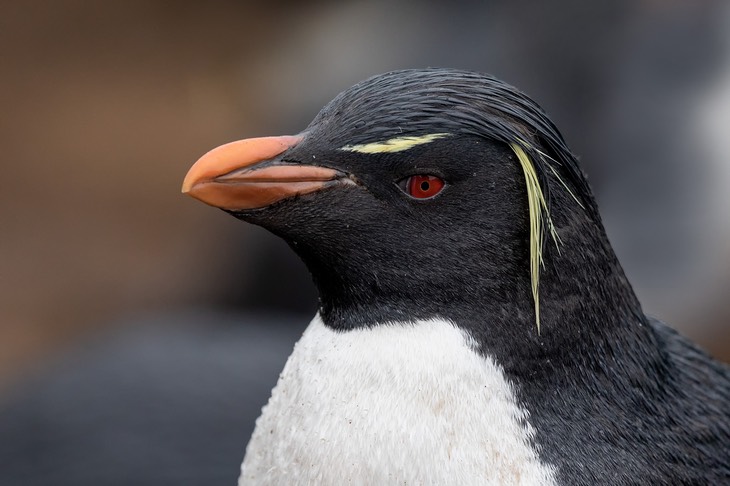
[{"left": 1, "top": 0, "right": 729, "bottom": 484}]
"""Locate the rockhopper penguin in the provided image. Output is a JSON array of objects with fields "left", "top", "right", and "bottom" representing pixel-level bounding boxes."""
[{"left": 182, "top": 69, "right": 730, "bottom": 485}]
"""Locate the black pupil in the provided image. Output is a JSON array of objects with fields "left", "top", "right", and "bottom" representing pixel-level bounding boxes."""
[{"left": 420, "top": 181, "right": 430, "bottom": 192}]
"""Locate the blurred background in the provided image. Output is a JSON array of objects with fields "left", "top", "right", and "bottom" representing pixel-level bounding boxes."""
[{"left": 1, "top": 1, "right": 729, "bottom": 484}]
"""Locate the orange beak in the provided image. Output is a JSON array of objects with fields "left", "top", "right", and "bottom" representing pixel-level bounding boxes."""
[{"left": 182, "top": 135, "right": 345, "bottom": 211}]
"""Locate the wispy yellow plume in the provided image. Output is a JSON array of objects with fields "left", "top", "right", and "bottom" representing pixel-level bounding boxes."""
[{"left": 510, "top": 143, "right": 559, "bottom": 332}]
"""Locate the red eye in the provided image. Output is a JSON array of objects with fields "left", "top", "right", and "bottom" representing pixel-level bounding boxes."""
[{"left": 405, "top": 175, "right": 445, "bottom": 199}]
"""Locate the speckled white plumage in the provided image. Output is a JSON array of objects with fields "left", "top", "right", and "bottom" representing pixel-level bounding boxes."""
[{"left": 240, "top": 315, "right": 557, "bottom": 486}]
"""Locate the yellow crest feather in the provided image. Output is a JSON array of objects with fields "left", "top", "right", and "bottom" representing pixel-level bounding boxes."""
[{"left": 510, "top": 143, "right": 559, "bottom": 332}]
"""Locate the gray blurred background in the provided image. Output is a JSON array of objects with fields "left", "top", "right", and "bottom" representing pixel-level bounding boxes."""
[{"left": 1, "top": 1, "right": 729, "bottom": 484}]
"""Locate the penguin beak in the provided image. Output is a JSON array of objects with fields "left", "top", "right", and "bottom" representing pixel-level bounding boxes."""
[{"left": 182, "top": 135, "right": 346, "bottom": 211}]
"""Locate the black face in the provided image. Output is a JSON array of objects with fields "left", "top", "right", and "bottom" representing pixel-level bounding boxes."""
[
  {"left": 236, "top": 133, "right": 532, "bottom": 326},
  {"left": 229, "top": 69, "right": 640, "bottom": 364}
]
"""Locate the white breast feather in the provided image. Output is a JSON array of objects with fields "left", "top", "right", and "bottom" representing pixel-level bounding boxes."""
[{"left": 240, "top": 315, "right": 557, "bottom": 485}]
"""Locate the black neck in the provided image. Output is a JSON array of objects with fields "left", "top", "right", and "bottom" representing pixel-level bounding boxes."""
[{"left": 292, "top": 185, "right": 651, "bottom": 375}]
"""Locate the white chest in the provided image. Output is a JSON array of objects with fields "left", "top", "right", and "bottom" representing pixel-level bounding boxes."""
[{"left": 240, "top": 315, "right": 556, "bottom": 486}]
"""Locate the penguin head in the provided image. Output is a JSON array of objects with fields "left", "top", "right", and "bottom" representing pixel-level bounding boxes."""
[{"left": 183, "top": 69, "right": 637, "bottom": 346}]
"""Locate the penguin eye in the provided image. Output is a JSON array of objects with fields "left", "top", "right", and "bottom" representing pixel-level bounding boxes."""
[{"left": 399, "top": 175, "right": 445, "bottom": 199}]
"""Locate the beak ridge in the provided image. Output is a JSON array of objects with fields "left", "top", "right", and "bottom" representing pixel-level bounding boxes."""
[
  {"left": 182, "top": 134, "right": 345, "bottom": 211},
  {"left": 182, "top": 135, "right": 303, "bottom": 194}
]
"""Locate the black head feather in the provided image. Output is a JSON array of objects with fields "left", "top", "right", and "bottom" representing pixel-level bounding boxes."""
[
  {"left": 232, "top": 67, "right": 641, "bottom": 344},
  {"left": 310, "top": 68, "right": 598, "bottom": 219}
]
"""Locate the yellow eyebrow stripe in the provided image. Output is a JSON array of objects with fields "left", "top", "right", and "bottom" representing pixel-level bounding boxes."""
[{"left": 339, "top": 133, "right": 451, "bottom": 154}]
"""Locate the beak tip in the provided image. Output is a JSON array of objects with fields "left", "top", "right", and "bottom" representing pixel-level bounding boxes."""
[{"left": 181, "top": 176, "right": 195, "bottom": 195}]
